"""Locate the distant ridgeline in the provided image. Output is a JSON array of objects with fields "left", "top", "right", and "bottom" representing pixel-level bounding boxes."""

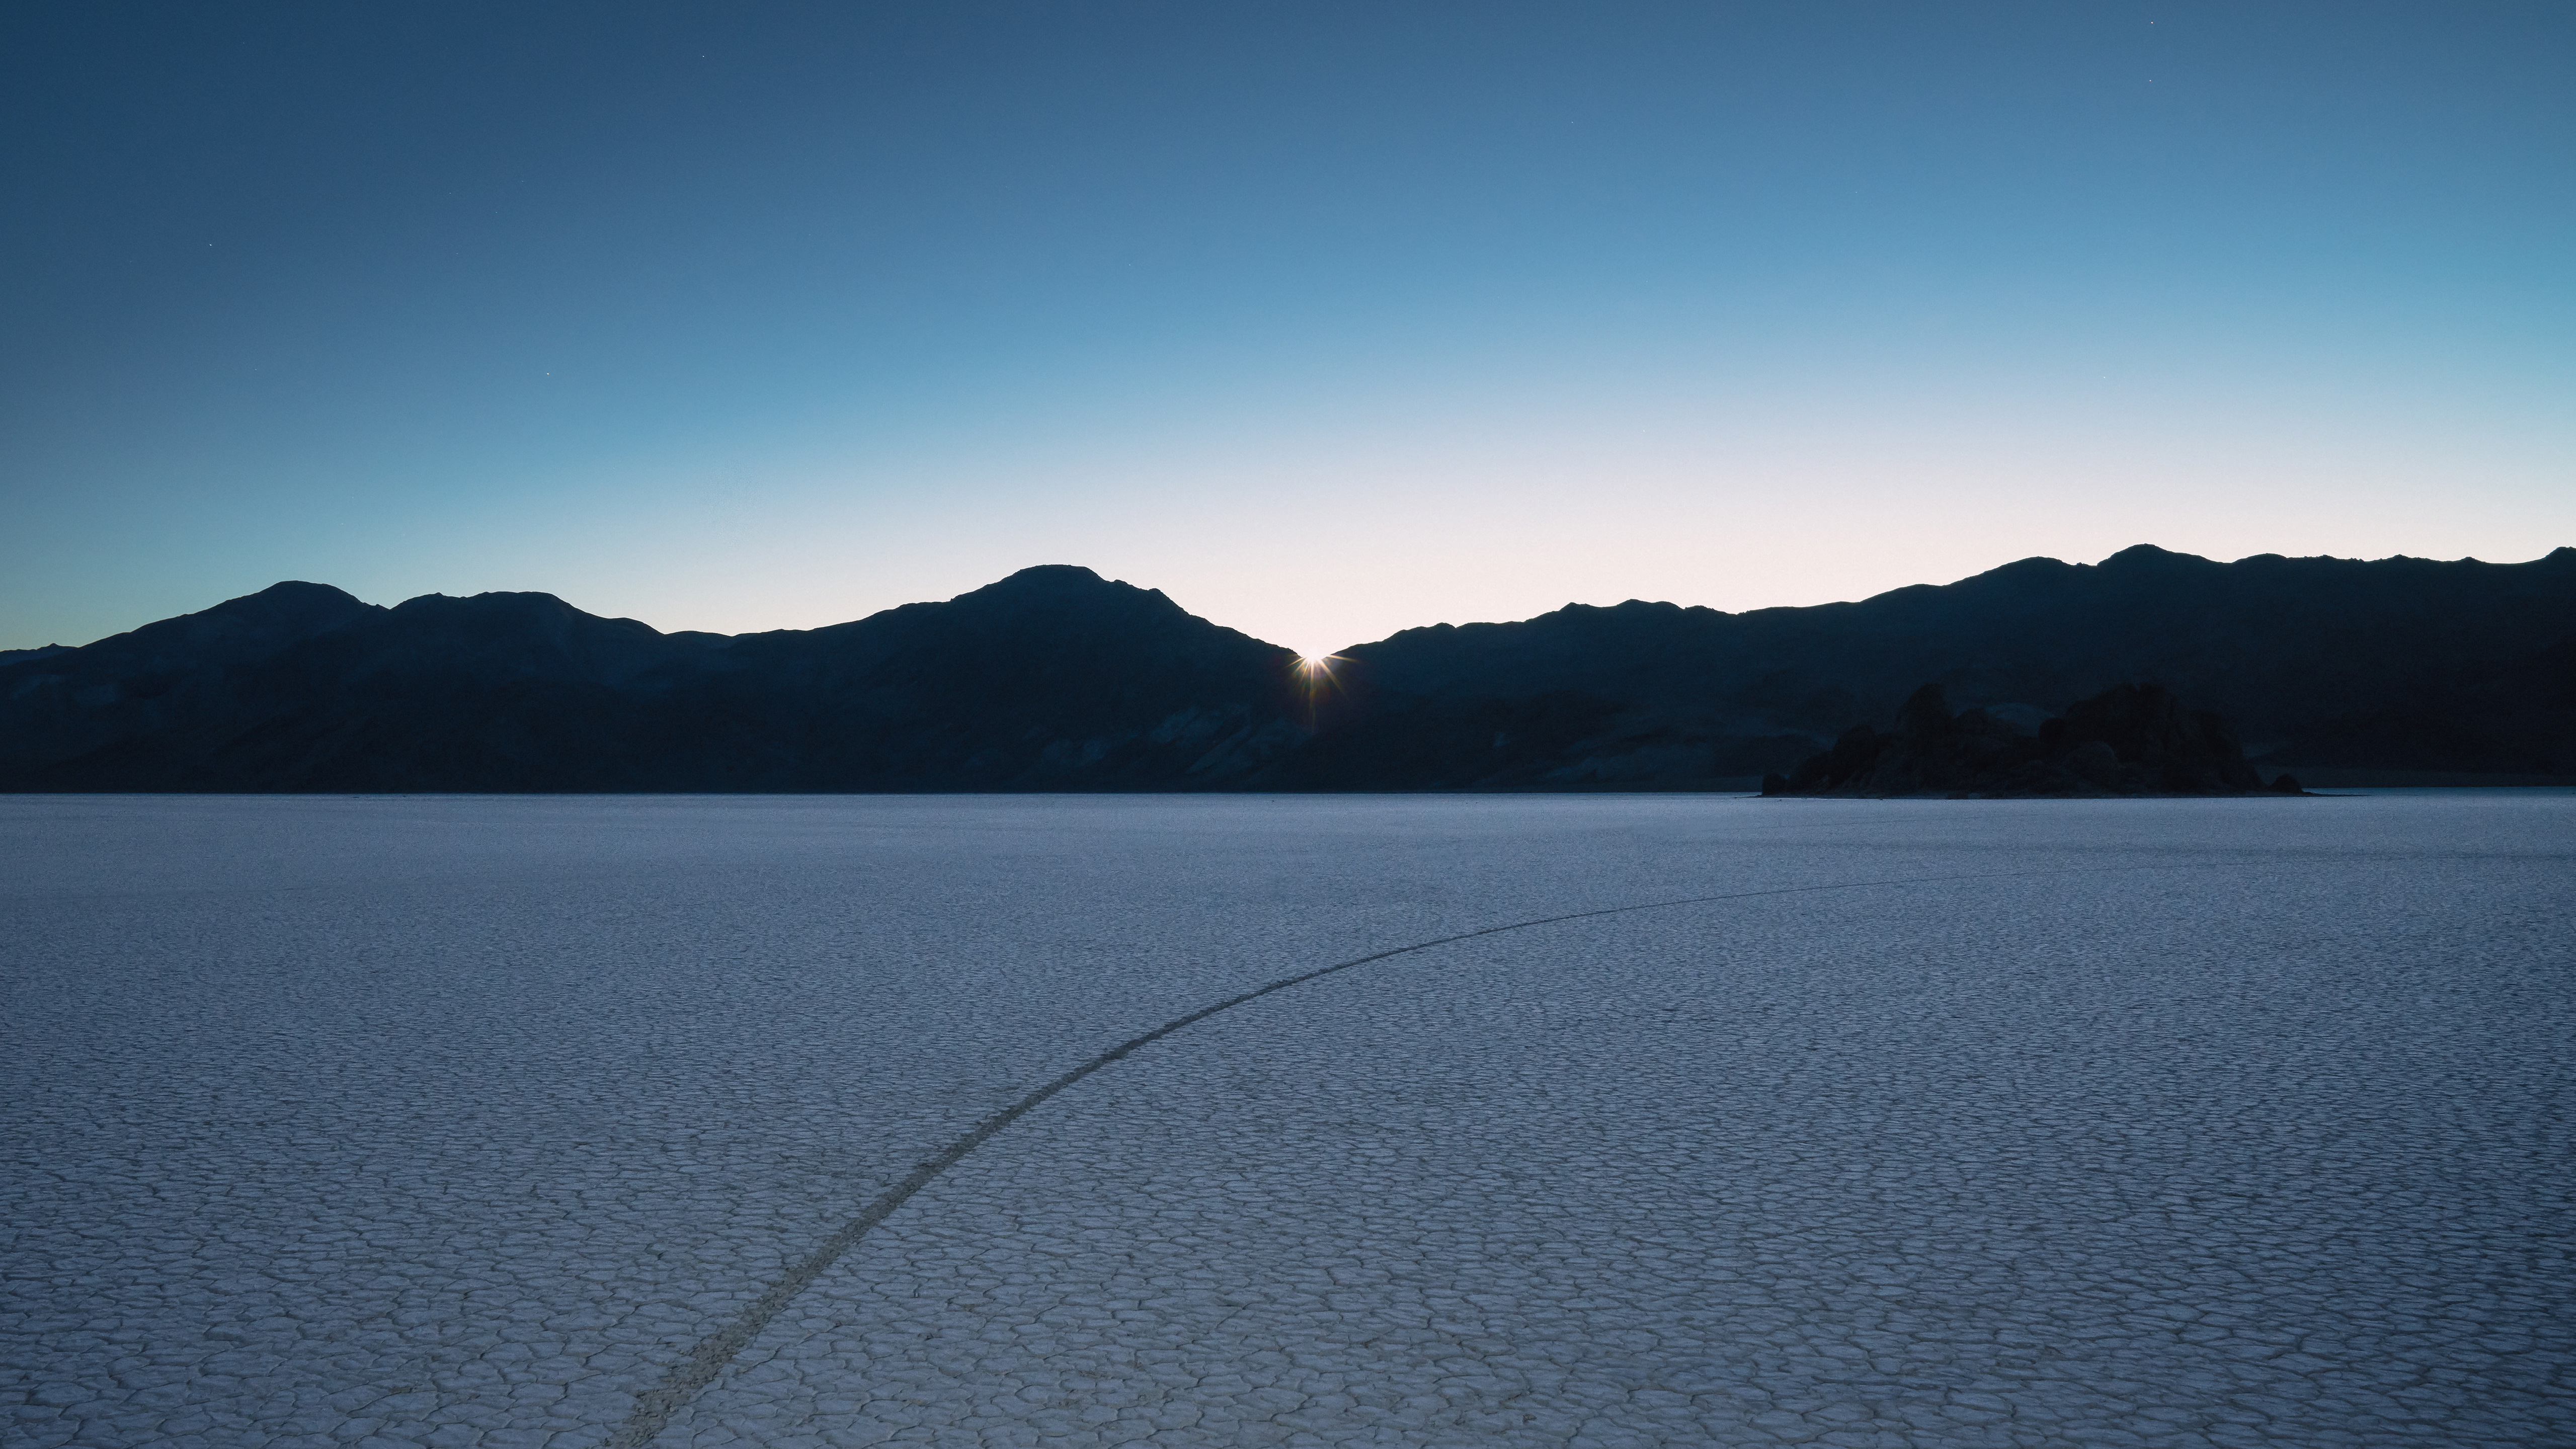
[{"left": 3, "top": 544, "right": 2571, "bottom": 792}]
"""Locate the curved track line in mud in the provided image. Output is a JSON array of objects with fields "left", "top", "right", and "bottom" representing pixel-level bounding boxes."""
[{"left": 610, "top": 863, "right": 2155, "bottom": 1445}]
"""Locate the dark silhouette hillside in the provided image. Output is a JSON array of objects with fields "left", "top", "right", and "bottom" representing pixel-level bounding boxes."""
[
  {"left": 2, "top": 546, "right": 2567, "bottom": 791},
  {"left": 1306, "top": 544, "right": 2576, "bottom": 787},
  {"left": 0, "top": 568, "right": 1304, "bottom": 791}
]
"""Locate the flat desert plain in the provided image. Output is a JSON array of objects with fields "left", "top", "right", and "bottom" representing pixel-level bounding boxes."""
[{"left": 4, "top": 792, "right": 2569, "bottom": 1448}]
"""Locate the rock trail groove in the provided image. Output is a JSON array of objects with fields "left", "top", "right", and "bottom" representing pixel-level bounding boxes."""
[{"left": 611, "top": 864, "right": 2133, "bottom": 1446}]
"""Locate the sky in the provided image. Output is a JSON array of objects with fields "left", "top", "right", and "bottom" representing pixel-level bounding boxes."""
[{"left": 4, "top": 2, "right": 2570, "bottom": 658}]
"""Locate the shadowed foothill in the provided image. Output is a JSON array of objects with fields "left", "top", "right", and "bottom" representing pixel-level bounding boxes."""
[{"left": 1762, "top": 682, "right": 2307, "bottom": 798}]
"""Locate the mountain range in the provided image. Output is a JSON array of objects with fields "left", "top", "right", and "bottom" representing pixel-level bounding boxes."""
[{"left": 4, "top": 544, "right": 2570, "bottom": 791}]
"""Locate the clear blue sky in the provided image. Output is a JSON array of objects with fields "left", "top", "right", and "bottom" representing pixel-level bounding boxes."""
[{"left": 5, "top": 2, "right": 2569, "bottom": 657}]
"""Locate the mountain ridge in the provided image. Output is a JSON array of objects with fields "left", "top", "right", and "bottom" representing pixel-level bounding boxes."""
[{"left": 5, "top": 549, "right": 2570, "bottom": 791}]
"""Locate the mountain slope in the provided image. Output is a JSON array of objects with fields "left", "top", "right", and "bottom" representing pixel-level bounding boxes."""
[
  {"left": 1293, "top": 545, "right": 2576, "bottom": 786},
  {"left": 0, "top": 568, "right": 1303, "bottom": 791}
]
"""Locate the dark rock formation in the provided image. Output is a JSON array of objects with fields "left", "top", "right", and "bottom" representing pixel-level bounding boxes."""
[{"left": 1765, "top": 682, "right": 2279, "bottom": 797}]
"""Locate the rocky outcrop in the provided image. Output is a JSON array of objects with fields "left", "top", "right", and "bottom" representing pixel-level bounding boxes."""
[{"left": 1763, "top": 683, "right": 2295, "bottom": 797}]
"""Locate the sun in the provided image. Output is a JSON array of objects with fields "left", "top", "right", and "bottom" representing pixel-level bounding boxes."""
[{"left": 1291, "top": 651, "right": 1344, "bottom": 728}]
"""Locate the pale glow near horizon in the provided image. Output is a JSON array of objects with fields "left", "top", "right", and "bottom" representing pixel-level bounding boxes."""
[
  {"left": 166, "top": 381, "right": 2569, "bottom": 662},
  {"left": 19, "top": 362, "right": 2570, "bottom": 655},
  {"left": 296, "top": 351, "right": 2569, "bottom": 661}
]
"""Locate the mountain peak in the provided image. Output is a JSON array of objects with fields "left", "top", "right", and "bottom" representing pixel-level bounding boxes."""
[
  {"left": 2097, "top": 544, "right": 2210, "bottom": 570},
  {"left": 969, "top": 564, "right": 1116, "bottom": 595},
  {"left": 392, "top": 589, "right": 588, "bottom": 615},
  {"left": 951, "top": 564, "right": 1181, "bottom": 615},
  {"left": 173, "top": 580, "right": 382, "bottom": 638},
  {"left": 206, "top": 580, "right": 377, "bottom": 618}
]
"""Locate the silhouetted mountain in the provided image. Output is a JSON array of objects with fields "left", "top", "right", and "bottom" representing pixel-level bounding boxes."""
[
  {"left": 0, "top": 568, "right": 1303, "bottom": 791},
  {"left": 1761, "top": 682, "right": 2278, "bottom": 797},
  {"left": 1294, "top": 544, "right": 2576, "bottom": 787},
  {"left": 3, "top": 546, "right": 2569, "bottom": 791}
]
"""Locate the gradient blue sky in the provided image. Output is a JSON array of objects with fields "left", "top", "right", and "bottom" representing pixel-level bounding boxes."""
[{"left": 6, "top": 2, "right": 2569, "bottom": 657}]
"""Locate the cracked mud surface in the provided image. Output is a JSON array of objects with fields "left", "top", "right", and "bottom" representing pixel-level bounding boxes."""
[{"left": 5, "top": 793, "right": 2570, "bottom": 1446}]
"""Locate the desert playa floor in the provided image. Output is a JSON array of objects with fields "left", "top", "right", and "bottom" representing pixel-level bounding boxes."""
[{"left": 5, "top": 792, "right": 2569, "bottom": 1447}]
